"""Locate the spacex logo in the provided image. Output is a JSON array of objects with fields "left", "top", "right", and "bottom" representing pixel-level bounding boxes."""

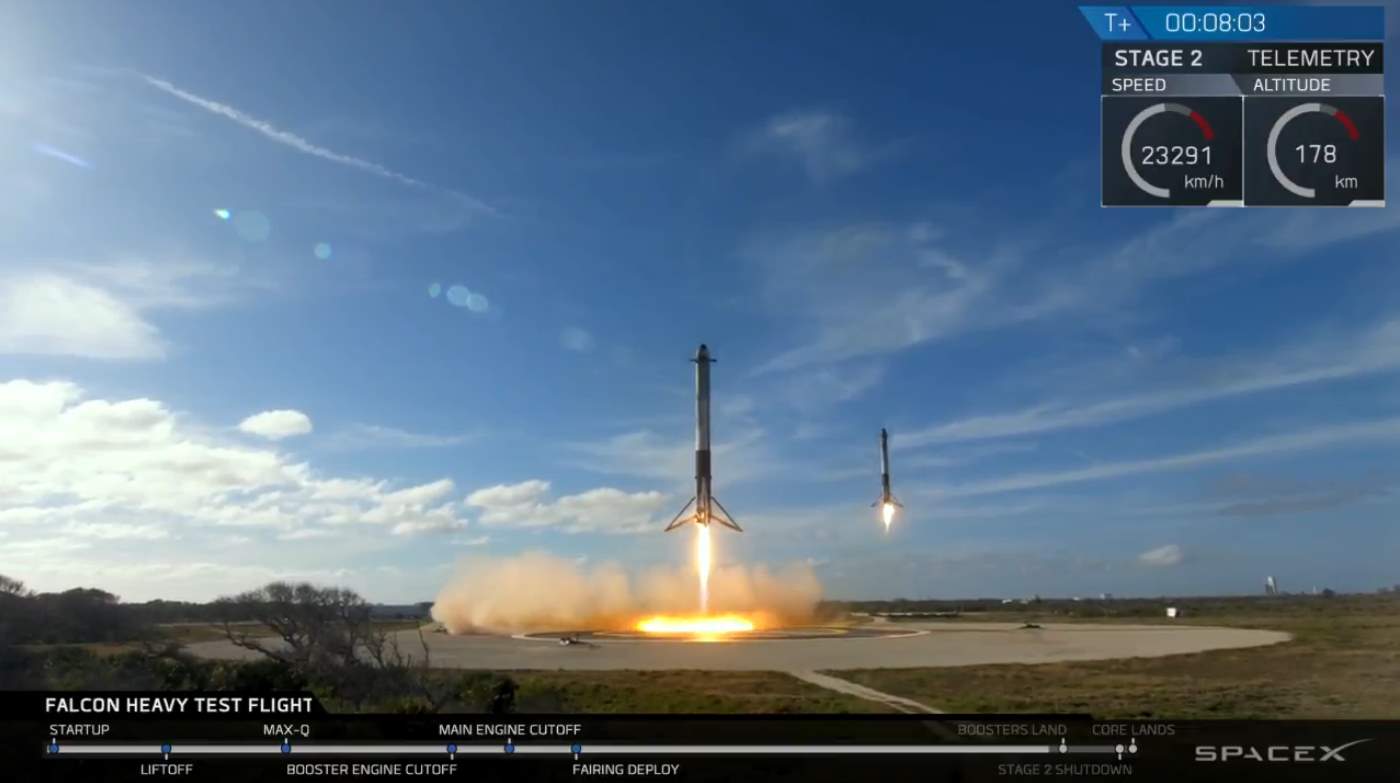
[{"left": 1195, "top": 738, "right": 1371, "bottom": 763}]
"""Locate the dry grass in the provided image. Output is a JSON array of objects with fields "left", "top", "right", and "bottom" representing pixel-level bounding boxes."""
[
  {"left": 510, "top": 670, "right": 893, "bottom": 713},
  {"left": 831, "top": 596, "right": 1400, "bottom": 718},
  {"left": 21, "top": 620, "right": 430, "bottom": 657}
]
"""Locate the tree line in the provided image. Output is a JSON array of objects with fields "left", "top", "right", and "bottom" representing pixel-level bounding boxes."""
[{"left": 0, "top": 574, "right": 515, "bottom": 713}]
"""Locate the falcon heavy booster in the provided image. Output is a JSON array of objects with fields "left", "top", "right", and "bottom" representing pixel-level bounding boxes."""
[
  {"left": 665, "top": 344, "right": 741, "bottom": 533},
  {"left": 873, "top": 427, "right": 902, "bottom": 511}
]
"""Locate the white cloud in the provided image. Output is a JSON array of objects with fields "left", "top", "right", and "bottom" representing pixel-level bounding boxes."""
[
  {"left": 391, "top": 518, "right": 463, "bottom": 536},
  {"left": 900, "top": 319, "right": 1400, "bottom": 448},
  {"left": 465, "top": 480, "right": 667, "bottom": 534},
  {"left": 793, "top": 421, "right": 838, "bottom": 441},
  {"left": 568, "top": 431, "right": 689, "bottom": 481},
  {"left": 719, "top": 394, "right": 757, "bottom": 419},
  {"left": 384, "top": 479, "right": 455, "bottom": 506},
  {"left": 238, "top": 409, "right": 313, "bottom": 440},
  {"left": 565, "top": 427, "right": 777, "bottom": 485},
  {"left": 0, "top": 274, "right": 164, "bottom": 359},
  {"left": 779, "top": 363, "right": 885, "bottom": 411},
  {"left": 0, "top": 379, "right": 469, "bottom": 546},
  {"left": 0, "top": 260, "right": 256, "bottom": 361},
  {"left": 751, "top": 194, "right": 1400, "bottom": 372},
  {"left": 141, "top": 74, "right": 495, "bottom": 216},
  {"left": 1139, "top": 544, "right": 1184, "bottom": 568},
  {"left": 71, "top": 259, "right": 252, "bottom": 310},
  {"left": 16, "top": 558, "right": 360, "bottom": 602},
  {"left": 451, "top": 534, "right": 491, "bottom": 547},
  {"left": 61, "top": 522, "right": 169, "bottom": 541},
  {"left": 747, "top": 222, "right": 1018, "bottom": 372},
  {"left": 466, "top": 479, "right": 551, "bottom": 508},
  {"left": 278, "top": 529, "right": 334, "bottom": 541},
  {"left": 326, "top": 423, "right": 473, "bottom": 450},
  {"left": 928, "top": 417, "right": 1400, "bottom": 498},
  {"left": 560, "top": 326, "right": 595, "bottom": 353},
  {"left": 856, "top": 441, "right": 1037, "bottom": 477},
  {"left": 749, "top": 110, "right": 884, "bottom": 183}
]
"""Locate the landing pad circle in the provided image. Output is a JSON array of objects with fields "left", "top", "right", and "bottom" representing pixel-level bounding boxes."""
[{"left": 522, "top": 626, "right": 922, "bottom": 642}]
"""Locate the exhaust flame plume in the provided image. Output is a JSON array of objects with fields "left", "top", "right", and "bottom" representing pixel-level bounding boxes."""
[
  {"left": 881, "top": 501, "right": 896, "bottom": 531},
  {"left": 697, "top": 524, "right": 711, "bottom": 613},
  {"left": 431, "top": 551, "right": 821, "bottom": 634},
  {"left": 636, "top": 614, "right": 755, "bottom": 634}
]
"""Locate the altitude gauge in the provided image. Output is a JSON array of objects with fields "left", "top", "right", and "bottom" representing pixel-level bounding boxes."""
[
  {"left": 1245, "top": 97, "right": 1384, "bottom": 206},
  {"left": 1103, "top": 96, "right": 1243, "bottom": 206}
]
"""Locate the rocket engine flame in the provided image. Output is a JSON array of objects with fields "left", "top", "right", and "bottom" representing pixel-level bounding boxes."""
[
  {"left": 697, "top": 524, "right": 711, "bottom": 613},
  {"left": 881, "top": 501, "right": 896, "bottom": 531},
  {"left": 636, "top": 614, "right": 756, "bottom": 634},
  {"left": 431, "top": 552, "right": 820, "bottom": 635},
  {"left": 634, "top": 522, "right": 762, "bottom": 639}
]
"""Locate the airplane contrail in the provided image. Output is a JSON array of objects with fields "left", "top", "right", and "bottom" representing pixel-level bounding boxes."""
[
  {"left": 140, "top": 74, "right": 495, "bottom": 215},
  {"left": 32, "top": 143, "right": 92, "bottom": 169}
]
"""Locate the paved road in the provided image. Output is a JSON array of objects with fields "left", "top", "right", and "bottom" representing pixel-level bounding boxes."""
[
  {"left": 188, "top": 622, "right": 1287, "bottom": 712},
  {"left": 788, "top": 670, "right": 942, "bottom": 714},
  {"left": 188, "top": 621, "right": 1289, "bottom": 672}
]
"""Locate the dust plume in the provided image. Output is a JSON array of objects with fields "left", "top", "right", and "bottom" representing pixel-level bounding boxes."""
[{"left": 430, "top": 551, "right": 822, "bottom": 634}]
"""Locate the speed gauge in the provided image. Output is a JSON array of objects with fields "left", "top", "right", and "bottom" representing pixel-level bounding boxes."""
[{"left": 1102, "top": 96, "right": 1243, "bottom": 206}]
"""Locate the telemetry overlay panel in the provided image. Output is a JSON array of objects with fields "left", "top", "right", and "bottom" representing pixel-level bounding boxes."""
[{"left": 1081, "top": 5, "right": 1385, "bottom": 207}]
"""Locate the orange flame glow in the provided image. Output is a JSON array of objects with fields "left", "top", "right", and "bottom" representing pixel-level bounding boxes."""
[
  {"left": 636, "top": 614, "right": 757, "bottom": 635},
  {"left": 881, "top": 501, "right": 896, "bottom": 531}
]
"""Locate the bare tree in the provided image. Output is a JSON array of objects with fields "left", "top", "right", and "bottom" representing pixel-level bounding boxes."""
[
  {"left": 217, "top": 582, "right": 452, "bottom": 711},
  {"left": 0, "top": 574, "right": 30, "bottom": 598},
  {"left": 217, "top": 582, "right": 374, "bottom": 669}
]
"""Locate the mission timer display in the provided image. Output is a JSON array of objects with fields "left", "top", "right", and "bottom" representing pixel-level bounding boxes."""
[{"left": 1081, "top": 5, "right": 1385, "bottom": 207}]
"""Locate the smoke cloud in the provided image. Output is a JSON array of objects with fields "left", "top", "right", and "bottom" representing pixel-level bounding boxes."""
[{"left": 430, "top": 551, "right": 823, "bottom": 633}]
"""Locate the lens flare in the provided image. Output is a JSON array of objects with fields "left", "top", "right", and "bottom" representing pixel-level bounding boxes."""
[
  {"left": 881, "top": 501, "right": 896, "bottom": 531},
  {"left": 446, "top": 284, "right": 473, "bottom": 307},
  {"left": 697, "top": 524, "right": 711, "bottom": 613}
]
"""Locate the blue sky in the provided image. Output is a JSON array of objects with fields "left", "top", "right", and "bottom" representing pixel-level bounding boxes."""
[{"left": 1, "top": 1, "right": 1397, "bottom": 603}]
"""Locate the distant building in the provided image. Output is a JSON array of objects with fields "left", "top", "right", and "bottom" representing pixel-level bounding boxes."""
[
  {"left": 1099, "top": 593, "right": 1114, "bottom": 601},
  {"left": 1265, "top": 576, "right": 1279, "bottom": 596},
  {"left": 1165, "top": 607, "right": 1180, "bottom": 618}
]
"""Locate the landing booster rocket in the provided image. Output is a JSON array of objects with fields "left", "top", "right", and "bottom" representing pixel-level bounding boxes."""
[
  {"left": 665, "top": 344, "right": 741, "bottom": 532},
  {"left": 873, "top": 428, "right": 902, "bottom": 527}
]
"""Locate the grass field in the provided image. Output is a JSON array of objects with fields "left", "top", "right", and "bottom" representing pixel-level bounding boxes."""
[
  {"left": 830, "top": 594, "right": 1400, "bottom": 718},
  {"left": 15, "top": 620, "right": 429, "bottom": 658},
  {"left": 22, "top": 596, "right": 1396, "bottom": 715},
  {"left": 507, "top": 670, "right": 890, "bottom": 713},
  {"left": 20, "top": 622, "right": 886, "bottom": 713}
]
